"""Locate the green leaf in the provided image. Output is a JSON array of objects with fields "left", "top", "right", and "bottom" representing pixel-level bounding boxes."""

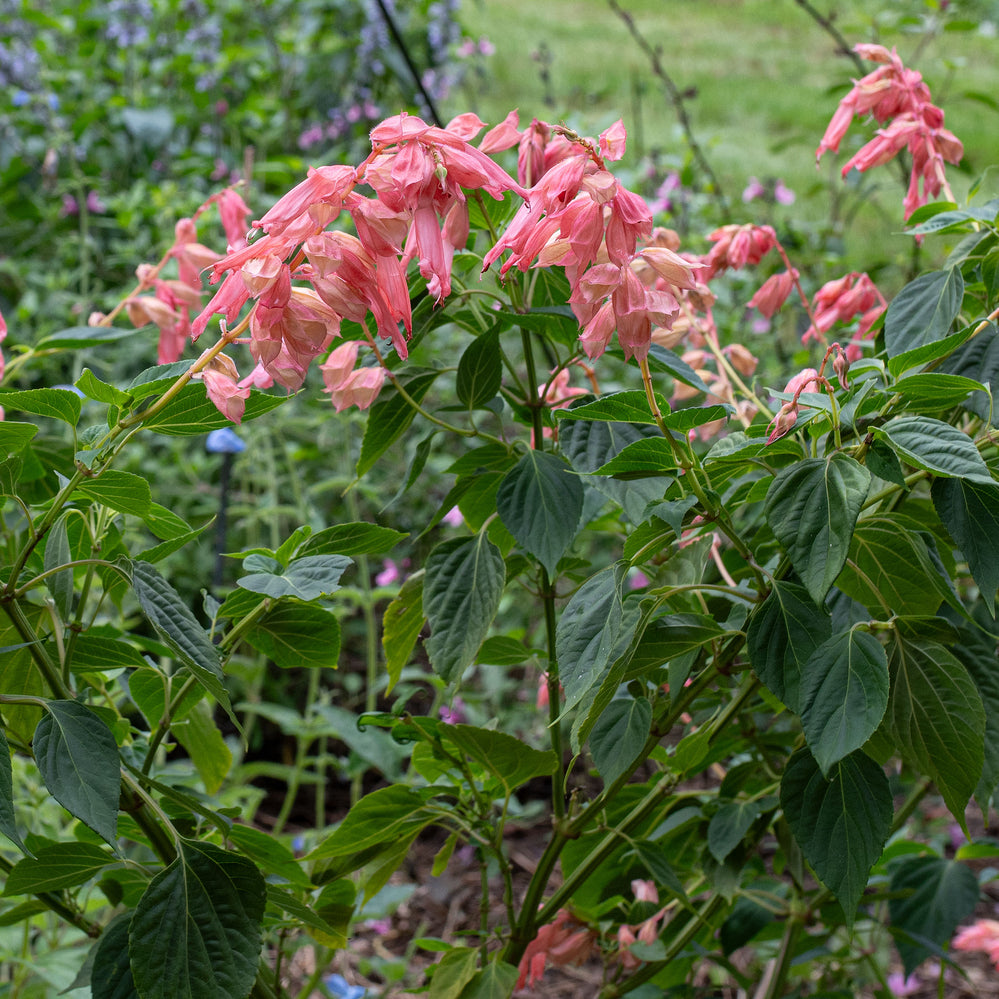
[
  {"left": 78, "top": 470, "right": 152, "bottom": 517},
  {"left": 423, "top": 536, "right": 504, "bottom": 683},
  {"left": 594, "top": 437, "right": 680, "bottom": 477},
  {"left": 129, "top": 840, "right": 265, "bottom": 999},
  {"left": 0, "top": 388, "right": 82, "bottom": 425},
  {"left": 892, "top": 373, "right": 985, "bottom": 410},
  {"left": 142, "top": 384, "right": 285, "bottom": 435},
  {"left": 559, "top": 419, "right": 666, "bottom": 524},
  {"left": 800, "top": 630, "right": 889, "bottom": 775},
  {"left": 588, "top": 696, "right": 652, "bottom": 788},
  {"left": 458, "top": 959, "right": 518, "bottom": 999},
  {"left": 428, "top": 947, "right": 478, "bottom": 999},
  {"left": 746, "top": 581, "right": 831, "bottom": 713},
  {"left": 299, "top": 523, "right": 407, "bottom": 557},
  {"left": 4, "top": 843, "right": 115, "bottom": 895},
  {"left": 628, "top": 840, "right": 686, "bottom": 898},
  {"left": 626, "top": 613, "right": 724, "bottom": 673},
  {"left": 357, "top": 370, "right": 440, "bottom": 476},
  {"left": 708, "top": 799, "right": 768, "bottom": 863},
  {"left": 443, "top": 725, "right": 557, "bottom": 796},
  {"left": 34, "top": 701, "right": 120, "bottom": 847},
  {"left": 35, "top": 325, "right": 136, "bottom": 350},
  {"left": 0, "top": 729, "right": 25, "bottom": 852},
  {"left": 75, "top": 369, "right": 132, "bottom": 407},
  {"left": 478, "top": 636, "right": 533, "bottom": 665},
  {"left": 874, "top": 416, "right": 991, "bottom": 481},
  {"left": 889, "top": 856, "right": 979, "bottom": 975},
  {"left": 886, "top": 323, "right": 976, "bottom": 378},
  {"left": 382, "top": 572, "right": 426, "bottom": 692},
  {"left": 665, "top": 404, "right": 730, "bottom": 433},
  {"left": 647, "top": 343, "right": 711, "bottom": 393},
  {"left": 940, "top": 321, "right": 999, "bottom": 424},
  {"left": 243, "top": 600, "right": 341, "bottom": 668},
  {"left": 764, "top": 454, "right": 871, "bottom": 605},
  {"left": 556, "top": 564, "right": 638, "bottom": 713},
  {"left": 556, "top": 390, "right": 664, "bottom": 424},
  {"left": 781, "top": 748, "right": 892, "bottom": 926},
  {"left": 457, "top": 328, "right": 502, "bottom": 408},
  {"left": 0, "top": 422, "right": 37, "bottom": 455},
  {"left": 90, "top": 911, "right": 138, "bottom": 999},
  {"left": 496, "top": 450, "right": 583, "bottom": 575},
  {"left": 887, "top": 637, "right": 985, "bottom": 824},
  {"left": 238, "top": 554, "right": 352, "bottom": 601},
  {"left": 44, "top": 513, "right": 73, "bottom": 620},
  {"left": 306, "top": 786, "right": 438, "bottom": 861},
  {"left": 228, "top": 826, "right": 310, "bottom": 888},
  {"left": 884, "top": 268, "right": 964, "bottom": 358},
  {"left": 932, "top": 476, "right": 999, "bottom": 613},
  {"left": 171, "top": 701, "right": 232, "bottom": 795},
  {"left": 130, "top": 560, "right": 230, "bottom": 712},
  {"left": 266, "top": 884, "right": 344, "bottom": 944},
  {"left": 865, "top": 439, "right": 907, "bottom": 486},
  {"left": 836, "top": 516, "right": 957, "bottom": 616}
]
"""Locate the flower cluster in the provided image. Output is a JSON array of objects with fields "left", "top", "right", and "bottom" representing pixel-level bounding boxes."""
[
  {"left": 158, "top": 111, "right": 710, "bottom": 424},
  {"left": 953, "top": 918, "right": 999, "bottom": 968},
  {"left": 816, "top": 43, "right": 963, "bottom": 218}
]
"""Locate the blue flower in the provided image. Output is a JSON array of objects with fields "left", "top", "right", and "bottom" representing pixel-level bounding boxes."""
[
  {"left": 323, "top": 973, "right": 366, "bottom": 999},
  {"left": 205, "top": 427, "right": 245, "bottom": 454},
  {"left": 11, "top": 90, "right": 30, "bottom": 107}
]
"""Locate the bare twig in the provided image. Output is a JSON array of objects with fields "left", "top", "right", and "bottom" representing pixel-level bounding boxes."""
[{"left": 608, "top": 0, "right": 729, "bottom": 218}]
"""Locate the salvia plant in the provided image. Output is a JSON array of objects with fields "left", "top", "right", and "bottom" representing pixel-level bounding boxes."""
[{"left": 2, "top": 34, "right": 999, "bottom": 999}]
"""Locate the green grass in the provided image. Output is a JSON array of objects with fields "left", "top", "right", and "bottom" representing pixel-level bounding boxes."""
[{"left": 445, "top": 0, "right": 999, "bottom": 273}]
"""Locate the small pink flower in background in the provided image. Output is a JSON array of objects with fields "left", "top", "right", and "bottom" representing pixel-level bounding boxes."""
[
  {"left": 375, "top": 559, "right": 401, "bottom": 586},
  {"left": 701, "top": 224, "right": 777, "bottom": 279},
  {"left": 804, "top": 271, "right": 886, "bottom": 358},
  {"left": 60, "top": 194, "right": 78, "bottom": 216},
  {"left": 748, "top": 269, "right": 798, "bottom": 319},
  {"left": 953, "top": 918, "right": 999, "bottom": 966},
  {"left": 86, "top": 190, "right": 106, "bottom": 214},
  {"left": 631, "top": 880, "right": 657, "bottom": 903},
  {"left": 362, "top": 917, "right": 392, "bottom": 935},
  {"left": 0, "top": 306, "right": 6, "bottom": 380},
  {"left": 628, "top": 569, "right": 649, "bottom": 590},
  {"left": 442, "top": 505, "right": 464, "bottom": 527}
]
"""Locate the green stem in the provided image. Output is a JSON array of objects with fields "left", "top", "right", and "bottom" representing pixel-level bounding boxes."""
[
  {"left": 760, "top": 913, "right": 802, "bottom": 999},
  {"left": 0, "top": 601, "right": 72, "bottom": 699}
]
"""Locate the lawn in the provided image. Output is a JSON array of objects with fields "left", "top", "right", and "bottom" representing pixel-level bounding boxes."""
[{"left": 444, "top": 0, "right": 999, "bottom": 268}]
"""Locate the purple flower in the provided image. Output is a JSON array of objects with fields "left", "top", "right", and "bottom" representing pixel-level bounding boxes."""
[
  {"left": 742, "top": 176, "right": 767, "bottom": 203},
  {"left": 86, "top": 191, "right": 106, "bottom": 214},
  {"left": 443, "top": 505, "right": 464, "bottom": 527},
  {"left": 439, "top": 697, "right": 467, "bottom": 725},
  {"left": 774, "top": 179, "right": 796, "bottom": 205},
  {"left": 887, "top": 971, "right": 920, "bottom": 997}
]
